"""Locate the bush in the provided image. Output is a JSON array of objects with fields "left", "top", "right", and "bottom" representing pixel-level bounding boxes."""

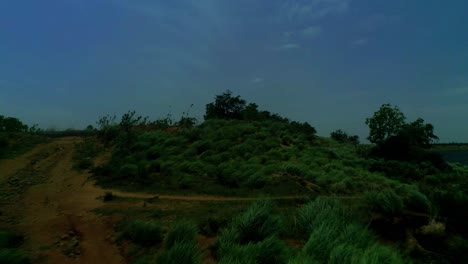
[{"left": 121, "top": 220, "right": 163, "bottom": 246}]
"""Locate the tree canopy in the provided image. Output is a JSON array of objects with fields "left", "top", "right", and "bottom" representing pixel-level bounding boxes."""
[
  {"left": 365, "top": 104, "right": 406, "bottom": 146},
  {"left": 0, "top": 115, "right": 28, "bottom": 132},
  {"left": 204, "top": 90, "right": 247, "bottom": 120},
  {"left": 366, "top": 104, "right": 441, "bottom": 163}
]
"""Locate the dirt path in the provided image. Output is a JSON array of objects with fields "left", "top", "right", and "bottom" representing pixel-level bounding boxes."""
[
  {"left": 1, "top": 137, "right": 125, "bottom": 263},
  {"left": 105, "top": 190, "right": 308, "bottom": 201}
]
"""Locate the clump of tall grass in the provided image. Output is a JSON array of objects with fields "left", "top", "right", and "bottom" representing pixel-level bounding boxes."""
[
  {"left": 296, "top": 196, "right": 348, "bottom": 237},
  {"left": 164, "top": 221, "right": 198, "bottom": 249},
  {"left": 121, "top": 220, "right": 163, "bottom": 246},
  {"left": 364, "top": 188, "right": 404, "bottom": 216},
  {"left": 157, "top": 241, "right": 201, "bottom": 264},
  {"left": 404, "top": 189, "right": 431, "bottom": 213},
  {"left": 157, "top": 220, "right": 201, "bottom": 264},
  {"left": 217, "top": 200, "right": 288, "bottom": 263},
  {"left": 228, "top": 200, "right": 282, "bottom": 244},
  {"left": 294, "top": 197, "right": 406, "bottom": 263},
  {"left": 218, "top": 236, "right": 289, "bottom": 264}
]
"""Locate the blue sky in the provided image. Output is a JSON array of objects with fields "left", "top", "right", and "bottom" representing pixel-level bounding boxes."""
[{"left": 1, "top": 0, "right": 467, "bottom": 142}]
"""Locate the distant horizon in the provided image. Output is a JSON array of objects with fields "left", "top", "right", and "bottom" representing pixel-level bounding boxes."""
[{"left": 1, "top": 1, "right": 467, "bottom": 142}]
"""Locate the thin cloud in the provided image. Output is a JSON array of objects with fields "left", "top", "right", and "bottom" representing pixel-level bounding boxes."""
[
  {"left": 352, "top": 38, "right": 368, "bottom": 46},
  {"left": 302, "top": 26, "right": 322, "bottom": 37},
  {"left": 359, "top": 13, "right": 401, "bottom": 32},
  {"left": 251, "top": 77, "right": 264, "bottom": 84},
  {"left": 283, "top": 0, "right": 350, "bottom": 21},
  {"left": 276, "top": 43, "right": 301, "bottom": 51}
]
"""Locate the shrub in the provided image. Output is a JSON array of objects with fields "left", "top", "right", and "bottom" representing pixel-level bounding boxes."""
[
  {"left": 164, "top": 221, "right": 198, "bottom": 249},
  {"left": 121, "top": 220, "right": 163, "bottom": 246}
]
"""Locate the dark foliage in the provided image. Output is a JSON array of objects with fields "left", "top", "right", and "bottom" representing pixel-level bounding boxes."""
[
  {"left": 0, "top": 116, "right": 28, "bottom": 132},
  {"left": 330, "top": 129, "right": 359, "bottom": 145}
]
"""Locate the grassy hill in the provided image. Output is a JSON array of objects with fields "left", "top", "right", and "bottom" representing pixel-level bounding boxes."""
[{"left": 78, "top": 95, "right": 468, "bottom": 263}]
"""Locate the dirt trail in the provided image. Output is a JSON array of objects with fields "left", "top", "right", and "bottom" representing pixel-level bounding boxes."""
[
  {"left": 106, "top": 190, "right": 307, "bottom": 201},
  {"left": 1, "top": 137, "right": 125, "bottom": 263}
]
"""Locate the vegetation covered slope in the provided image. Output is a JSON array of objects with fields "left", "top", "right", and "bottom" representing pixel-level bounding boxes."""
[{"left": 83, "top": 92, "right": 468, "bottom": 263}]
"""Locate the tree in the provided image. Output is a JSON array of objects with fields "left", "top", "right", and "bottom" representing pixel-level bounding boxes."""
[
  {"left": 400, "top": 118, "right": 438, "bottom": 148},
  {"left": 366, "top": 104, "right": 442, "bottom": 165},
  {"left": 0, "top": 115, "right": 28, "bottom": 132},
  {"left": 365, "top": 104, "right": 406, "bottom": 146},
  {"left": 204, "top": 90, "right": 247, "bottom": 120}
]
